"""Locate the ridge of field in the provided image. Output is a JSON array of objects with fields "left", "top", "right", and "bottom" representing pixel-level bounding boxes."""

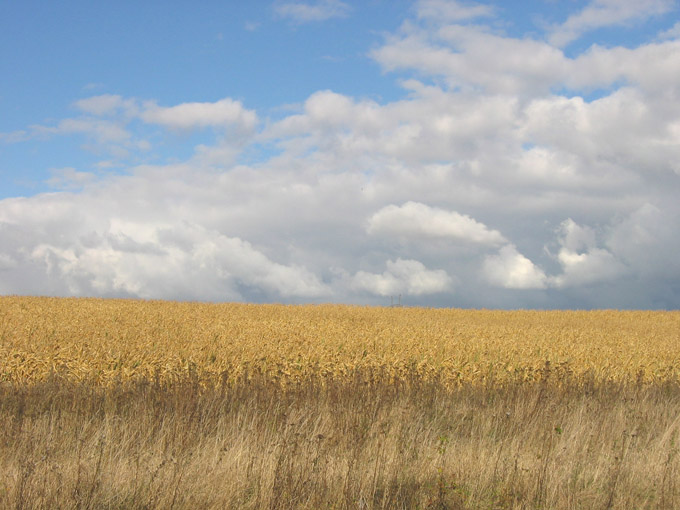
[{"left": 1, "top": 296, "right": 679, "bottom": 386}]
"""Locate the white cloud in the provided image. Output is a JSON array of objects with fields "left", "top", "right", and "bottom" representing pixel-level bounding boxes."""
[
  {"left": 550, "top": 247, "right": 623, "bottom": 288},
  {"left": 351, "top": 259, "right": 452, "bottom": 296},
  {"left": 265, "top": 87, "right": 520, "bottom": 167},
  {"left": 73, "top": 95, "right": 138, "bottom": 117},
  {"left": 46, "top": 168, "right": 96, "bottom": 190},
  {"left": 266, "top": 90, "right": 380, "bottom": 138},
  {"left": 522, "top": 87, "right": 680, "bottom": 177},
  {"left": 549, "top": 0, "right": 674, "bottom": 47},
  {"left": 140, "top": 98, "right": 257, "bottom": 132},
  {"left": 8, "top": 95, "right": 259, "bottom": 167},
  {"left": 72, "top": 94, "right": 259, "bottom": 135},
  {"left": 416, "top": 0, "right": 493, "bottom": 22},
  {"left": 372, "top": 23, "right": 569, "bottom": 96},
  {"left": 513, "top": 147, "right": 582, "bottom": 186},
  {"left": 2, "top": 3, "right": 680, "bottom": 308},
  {"left": 2, "top": 200, "right": 329, "bottom": 300},
  {"left": 373, "top": 11, "right": 680, "bottom": 99},
  {"left": 548, "top": 219, "right": 626, "bottom": 288},
  {"left": 274, "top": 0, "right": 351, "bottom": 23},
  {"left": 658, "top": 21, "right": 680, "bottom": 40},
  {"left": 36, "top": 118, "right": 131, "bottom": 145},
  {"left": 483, "top": 245, "right": 547, "bottom": 290},
  {"left": 367, "top": 201, "right": 506, "bottom": 245},
  {"left": 572, "top": 40, "right": 680, "bottom": 96},
  {"left": 0, "top": 129, "right": 30, "bottom": 143}
]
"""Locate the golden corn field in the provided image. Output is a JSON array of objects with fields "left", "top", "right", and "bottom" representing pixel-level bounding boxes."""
[
  {"left": 2, "top": 296, "right": 679, "bottom": 387},
  {"left": 4, "top": 295, "right": 680, "bottom": 509}
]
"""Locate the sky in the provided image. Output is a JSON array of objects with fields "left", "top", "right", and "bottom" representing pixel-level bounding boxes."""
[{"left": 1, "top": 0, "right": 680, "bottom": 309}]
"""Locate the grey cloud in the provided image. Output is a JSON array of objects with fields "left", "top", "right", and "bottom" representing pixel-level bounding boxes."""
[
  {"left": 0, "top": 253, "right": 17, "bottom": 271},
  {"left": 606, "top": 204, "right": 680, "bottom": 278}
]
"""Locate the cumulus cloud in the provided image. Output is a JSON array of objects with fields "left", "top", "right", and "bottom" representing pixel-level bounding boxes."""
[
  {"left": 367, "top": 201, "right": 506, "bottom": 245},
  {"left": 266, "top": 90, "right": 379, "bottom": 138},
  {"left": 265, "top": 87, "right": 521, "bottom": 169},
  {"left": 351, "top": 259, "right": 453, "bottom": 296},
  {"left": 0, "top": 195, "right": 328, "bottom": 301},
  {"left": 140, "top": 98, "right": 257, "bottom": 132},
  {"left": 2, "top": 2, "right": 680, "bottom": 308},
  {"left": 483, "top": 245, "right": 547, "bottom": 290},
  {"left": 373, "top": 6, "right": 680, "bottom": 100},
  {"left": 274, "top": 0, "right": 351, "bottom": 24},
  {"left": 548, "top": 219, "right": 626, "bottom": 288},
  {"left": 372, "top": 24, "right": 568, "bottom": 96},
  {"left": 4, "top": 95, "right": 259, "bottom": 169}
]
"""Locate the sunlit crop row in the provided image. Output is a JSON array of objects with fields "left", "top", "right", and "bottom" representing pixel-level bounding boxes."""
[{"left": 1, "top": 296, "right": 679, "bottom": 387}]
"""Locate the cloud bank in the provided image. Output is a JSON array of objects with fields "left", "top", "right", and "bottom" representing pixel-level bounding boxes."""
[{"left": 1, "top": 0, "right": 679, "bottom": 309}]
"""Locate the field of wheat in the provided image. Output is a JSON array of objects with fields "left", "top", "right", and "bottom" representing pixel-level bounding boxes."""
[
  {"left": 2, "top": 296, "right": 679, "bottom": 387},
  {"left": 3, "top": 296, "right": 680, "bottom": 508}
]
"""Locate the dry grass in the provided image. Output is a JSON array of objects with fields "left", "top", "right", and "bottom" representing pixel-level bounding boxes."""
[
  {"left": 1, "top": 297, "right": 679, "bottom": 387},
  {"left": 2, "top": 376, "right": 680, "bottom": 509},
  {"left": 2, "top": 296, "right": 680, "bottom": 508}
]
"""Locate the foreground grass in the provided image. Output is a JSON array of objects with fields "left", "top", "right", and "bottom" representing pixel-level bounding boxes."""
[{"left": 2, "top": 375, "right": 680, "bottom": 509}]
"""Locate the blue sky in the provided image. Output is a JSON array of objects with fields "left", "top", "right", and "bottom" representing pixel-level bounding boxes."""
[
  {"left": 1, "top": 0, "right": 680, "bottom": 308},
  {"left": 1, "top": 0, "right": 413, "bottom": 196}
]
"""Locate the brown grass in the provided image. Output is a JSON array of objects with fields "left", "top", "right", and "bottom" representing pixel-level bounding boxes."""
[
  {"left": 2, "top": 297, "right": 679, "bottom": 387},
  {"left": 2, "top": 297, "right": 680, "bottom": 508},
  {"left": 2, "top": 374, "right": 680, "bottom": 509}
]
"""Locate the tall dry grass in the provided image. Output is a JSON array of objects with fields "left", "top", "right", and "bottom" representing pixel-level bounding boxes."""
[
  {"left": 3, "top": 297, "right": 680, "bottom": 508},
  {"left": 2, "top": 374, "right": 680, "bottom": 509}
]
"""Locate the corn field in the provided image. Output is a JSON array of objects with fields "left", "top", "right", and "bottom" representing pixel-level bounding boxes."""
[{"left": 1, "top": 296, "right": 679, "bottom": 387}]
